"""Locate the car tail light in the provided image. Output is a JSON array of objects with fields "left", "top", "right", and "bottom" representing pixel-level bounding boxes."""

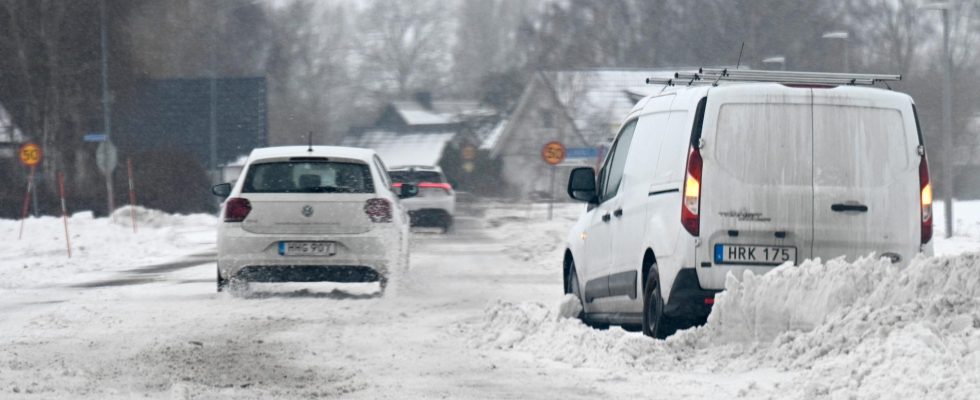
[
  {"left": 365, "top": 198, "right": 393, "bottom": 223},
  {"left": 224, "top": 198, "right": 251, "bottom": 222},
  {"left": 681, "top": 147, "right": 702, "bottom": 236},
  {"left": 418, "top": 182, "right": 453, "bottom": 195},
  {"left": 920, "top": 156, "right": 933, "bottom": 244}
]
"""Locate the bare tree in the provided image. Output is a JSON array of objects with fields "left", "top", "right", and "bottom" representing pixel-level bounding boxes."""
[{"left": 354, "top": 0, "right": 454, "bottom": 98}]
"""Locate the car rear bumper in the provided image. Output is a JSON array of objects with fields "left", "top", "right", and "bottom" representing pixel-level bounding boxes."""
[
  {"left": 408, "top": 209, "right": 453, "bottom": 227},
  {"left": 217, "top": 226, "right": 398, "bottom": 281},
  {"left": 234, "top": 265, "right": 383, "bottom": 283}
]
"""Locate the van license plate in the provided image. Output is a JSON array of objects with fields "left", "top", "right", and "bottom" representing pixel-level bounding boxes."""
[
  {"left": 714, "top": 244, "right": 796, "bottom": 265},
  {"left": 279, "top": 241, "right": 337, "bottom": 256}
]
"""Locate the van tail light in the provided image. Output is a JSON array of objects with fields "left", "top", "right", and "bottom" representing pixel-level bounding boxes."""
[
  {"left": 419, "top": 182, "right": 453, "bottom": 195},
  {"left": 224, "top": 198, "right": 252, "bottom": 222},
  {"left": 920, "top": 156, "right": 933, "bottom": 244},
  {"left": 365, "top": 198, "right": 393, "bottom": 223},
  {"left": 681, "top": 147, "right": 702, "bottom": 236}
]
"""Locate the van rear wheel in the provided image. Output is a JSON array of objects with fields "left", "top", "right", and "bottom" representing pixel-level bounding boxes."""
[{"left": 642, "top": 272, "right": 674, "bottom": 339}]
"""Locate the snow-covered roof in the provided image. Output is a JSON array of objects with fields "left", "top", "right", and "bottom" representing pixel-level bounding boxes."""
[
  {"left": 0, "top": 103, "right": 25, "bottom": 143},
  {"left": 390, "top": 100, "right": 495, "bottom": 126},
  {"left": 542, "top": 69, "right": 675, "bottom": 143},
  {"left": 247, "top": 146, "right": 377, "bottom": 163},
  {"left": 479, "top": 119, "right": 507, "bottom": 150},
  {"left": 341, "top": 130, "right": 455, "bottom": 167}
]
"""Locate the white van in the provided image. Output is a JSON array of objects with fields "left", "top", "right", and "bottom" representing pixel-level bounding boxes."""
[{"left": 563, "top": 70, "right": 933, "bottom": 338}]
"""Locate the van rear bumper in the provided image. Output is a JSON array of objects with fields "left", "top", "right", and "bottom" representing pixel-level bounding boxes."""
[{"left": 664, "top": 269, "right": 721, "bottom": 319}]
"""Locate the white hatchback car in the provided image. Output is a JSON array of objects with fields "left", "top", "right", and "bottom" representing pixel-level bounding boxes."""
[
  {"left": 564, "top": 70, "right": 933, "bottom": 338},
  {"left": 388, "top": 165, "right": 456, "bottom": 232},
  {"left": 211, "top": 146, "right": 417, "bottom": 294}
]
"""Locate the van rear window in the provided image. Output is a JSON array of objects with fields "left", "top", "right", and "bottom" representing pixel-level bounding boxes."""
[
  {"left": 715, "top": 103, "right": 812, "bottom": 186},
  {"left": 813, "top": 106, "right": 907, "bottom": 186}
]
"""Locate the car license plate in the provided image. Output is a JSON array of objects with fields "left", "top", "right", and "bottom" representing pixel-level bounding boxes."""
[
  {"left": 714, "top": 244, "right": 796, "bottom": 265},
  {"left": 279, "top": 241, "right": 336, "bottom": 256}
]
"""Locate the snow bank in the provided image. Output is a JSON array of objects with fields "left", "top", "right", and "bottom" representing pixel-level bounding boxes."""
[
  {"left": 0, "top": 206, "right": 216, "bottom": 288},
  {"left": 471, "top": 249, "right": 979, "bottom": 398}
]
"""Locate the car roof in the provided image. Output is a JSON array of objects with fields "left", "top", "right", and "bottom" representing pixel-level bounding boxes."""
[{"left": 247, "top": 146, "right": 376, "bottom": 163}]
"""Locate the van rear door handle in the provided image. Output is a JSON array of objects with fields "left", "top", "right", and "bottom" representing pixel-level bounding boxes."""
[
  {"left": 613, "top": 209, "right": 623, "bottom": 218},
  {"left": 602, "top": 213, "right": 611, "bottom": 222},
  {"left": 831, "top": 203, "right": 868, "bottom": 212}
]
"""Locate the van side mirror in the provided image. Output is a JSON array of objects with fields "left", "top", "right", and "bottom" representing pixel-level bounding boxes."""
[
  {"left": 398, "top": 183, "right": 419, "bottom": 199},
  {"left": 567, "top": 167, "right": 598, "bottom": 203},
  {"left": 211, "top": 183, "right": 232, "bottom": 198}
]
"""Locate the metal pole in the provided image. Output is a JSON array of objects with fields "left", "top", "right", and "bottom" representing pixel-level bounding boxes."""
[
  {"left": 548, "top": 166, "right": 555, "bottom": 221},
  {"left": 100, "top": 0, "right": 115, "bottom": 216},
  {"left": 209, "top": 7, "right": 219, "bottom": 184},
  {"left": 941, "top": 9, "right": 954, "bottom": 238}
]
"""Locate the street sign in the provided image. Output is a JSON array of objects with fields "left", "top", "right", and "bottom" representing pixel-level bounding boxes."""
[
  {"left": 84, "top": 133, "right": 108, "bottom": 142},
  {"left": 19, "top": 143, "right": 42, "bottom": 167},
  {"left": 541, "top": 141, "right": 566, "bottom": 166},
  {"left": 96, "top": 141, "right": 118, "bottom": 175},
  {"left": 566, "top": 147, "right": 599, "bottom": 159}
]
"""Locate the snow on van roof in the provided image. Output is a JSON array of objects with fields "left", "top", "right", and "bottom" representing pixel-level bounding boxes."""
[{"left": 247, "top": 146, "right": 376, "bottom": 162}]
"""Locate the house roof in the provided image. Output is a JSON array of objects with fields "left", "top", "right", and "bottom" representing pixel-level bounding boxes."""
[
  {"left": 340, "top": 130, "right": 455, "bottom": 167},
  {"left": 0, "top": 103, "right": 25, "bottom": 143},
  {"left": 541, "top": 69, "right": 676, "bottom": 143},
  {"left": 389, "top": 100, "right": 495, "bottom": 126}
]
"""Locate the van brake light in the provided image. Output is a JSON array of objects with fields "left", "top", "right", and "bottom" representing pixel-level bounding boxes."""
[
  {"left": 681, "top": 147, "right": 702, "bottom": 236},
  {"left": 920, "top": 156, "right": 933, "bottom": 244}
]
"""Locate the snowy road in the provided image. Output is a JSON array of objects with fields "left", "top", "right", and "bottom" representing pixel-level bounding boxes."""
[{"left": 1, "top": 203, "right": 978, "bottom": 399}]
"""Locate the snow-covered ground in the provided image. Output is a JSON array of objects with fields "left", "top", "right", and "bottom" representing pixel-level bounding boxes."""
[{"left": 0, "top": 202, "right": 978, "bottom": 398}]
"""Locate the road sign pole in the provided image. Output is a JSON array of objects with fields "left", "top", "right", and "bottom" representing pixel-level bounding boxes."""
[
  {"left": 18, "top": 165, "right": 36, "bottom": 239},
  {"left": 548, "top": 165, "right": 556, "bottom": 221}
]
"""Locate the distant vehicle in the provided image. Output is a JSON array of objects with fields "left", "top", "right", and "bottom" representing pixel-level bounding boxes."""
[
  {"left": 563, "top": 70, "right": 933, "bottom": 338},
  {"left": 388, "top": 165, "right": 456, "bottom": 233},
  {"left": 212, "top": 146, "right": 417, "bottom": 295}
]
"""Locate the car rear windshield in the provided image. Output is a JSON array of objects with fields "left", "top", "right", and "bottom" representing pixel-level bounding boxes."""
[
  {"left": 242, "top": 161, "right": 375, "bottom": 193},
  {"left": 389, "top": 170, "right": 444, "bottom": 183}
]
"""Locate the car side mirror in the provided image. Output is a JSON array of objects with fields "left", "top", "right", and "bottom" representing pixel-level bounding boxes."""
[
  {"left": 211, "top": 183, "right": 232, "bottom": 198},
  {"left": 398, "top": 183, "right": 419, "bottom": 199},
  {"left": 567, "top": 167, "right": 598, "bottom": 203}
]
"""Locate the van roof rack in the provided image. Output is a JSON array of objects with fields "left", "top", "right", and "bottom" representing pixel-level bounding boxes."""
[{"left": 646, "top": 68, "right": 901, "bottom": 88}]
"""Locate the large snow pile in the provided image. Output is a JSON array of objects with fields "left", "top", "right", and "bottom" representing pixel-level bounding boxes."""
[
  {"left": 0, "top": 206, "right": 216, "bottom": 288},
  {"left": 471, "top": 254, "right": 980, "bottom": 398},
  {"left": 469, "top": 201, "right": 980, "bottom": 399}
]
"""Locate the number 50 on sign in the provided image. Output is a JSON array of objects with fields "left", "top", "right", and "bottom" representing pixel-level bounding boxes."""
[
  {"left": 19, "top": 143, "right": 42, "bottom": 167},
  {"left": 541, "top": 141, "right": 566, "bottom": 165}
]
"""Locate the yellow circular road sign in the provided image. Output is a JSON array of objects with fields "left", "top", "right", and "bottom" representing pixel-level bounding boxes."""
[
  {"left": 541, "top": 141, "right": 566, "bottom": 165},
  {"left": 19, "top": 143, "right": 42, "bottom": 167}
]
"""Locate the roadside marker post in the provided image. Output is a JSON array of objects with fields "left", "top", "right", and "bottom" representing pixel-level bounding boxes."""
[
  {"left": 58, "top": 172, "right": 72, "bottom": 258},
  {"left": 127, "top": 158, "right": 138, "bottom": 233}
]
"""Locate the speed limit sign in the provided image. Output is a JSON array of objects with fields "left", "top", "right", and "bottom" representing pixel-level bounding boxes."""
[
  {"left": 19, "top": 143, "right": 42, "bottom": 167},
  {"left": 541, "top": 141, "right": 566, "bottom": 165}
]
